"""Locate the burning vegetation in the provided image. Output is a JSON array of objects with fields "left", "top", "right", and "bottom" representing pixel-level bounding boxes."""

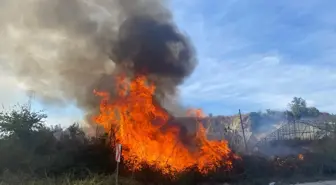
[
  {"left": 94, "top": 74, "right": 235, "bottom": 174},
  {"left": 2, "top": 0, "right": 336, "bottom": 184},
  {"left": 0, "top": 0, "right": 238, "bottom": 179}
]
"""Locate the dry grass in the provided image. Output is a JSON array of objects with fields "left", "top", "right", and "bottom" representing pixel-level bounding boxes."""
[{"left": 0, "top": 171, "right": 140, "bottom": 185}]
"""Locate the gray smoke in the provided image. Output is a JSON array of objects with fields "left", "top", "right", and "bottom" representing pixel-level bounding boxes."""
[{"left": 0, "top": 0, "right": 197, "bottom": 124}]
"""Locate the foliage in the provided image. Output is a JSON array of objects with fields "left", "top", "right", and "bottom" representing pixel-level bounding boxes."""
[
  {"left": 0, "top": 105, "right": 115, "bottom": 178},
  {"left": 306, "top": 107, "right": 320, "bottom": 117},
  {"left": 1, "top": 103, "right": 336, "bottom": 185},
  {"left": 288, "top": 97, "right": 321, "bottom": 119},
  {"left": 249, "top": 97, "right": 322, "bottom": 133},
  {"left": 0, "top": 105, "right": 46, "bottom": 138},
  {"left": 289, "top": 97, "right": 308, "bottom": 119}
]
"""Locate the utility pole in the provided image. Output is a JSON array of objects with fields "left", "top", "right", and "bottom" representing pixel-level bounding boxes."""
[
  {"left": 239, "top": 109, "right": 248, "bottom": 153},
  {"left": 27, "top": 90, "right": 35, "bottom": 111}
]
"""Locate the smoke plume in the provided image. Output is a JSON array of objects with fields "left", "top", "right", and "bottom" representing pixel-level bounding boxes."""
[{"left": 0, "top": 0, "right": 197, "bottom": 123}]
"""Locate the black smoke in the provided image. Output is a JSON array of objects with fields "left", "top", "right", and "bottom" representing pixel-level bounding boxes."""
[{"left": 0, "top": 0, "right": 197, "bottom": 127}]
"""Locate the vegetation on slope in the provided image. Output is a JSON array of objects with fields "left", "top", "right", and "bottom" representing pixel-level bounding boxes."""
[
  {"left": 248, "top": 97, "right": 334, "bottom": 133},
  {"left": 0, "top": 97, "right": 336, "bottom": 184}
]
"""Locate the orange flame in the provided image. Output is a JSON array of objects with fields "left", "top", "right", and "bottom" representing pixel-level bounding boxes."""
[
  {"left": 93, "top": 75, "right": 234, "bottom": 174},
  {"left": 298, "top": 154, "right": 304, "bottom": 161}
]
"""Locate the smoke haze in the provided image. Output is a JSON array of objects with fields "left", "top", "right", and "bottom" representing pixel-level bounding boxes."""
[{"left": 0, "top": 0, "right": 197, "bottom": 124}]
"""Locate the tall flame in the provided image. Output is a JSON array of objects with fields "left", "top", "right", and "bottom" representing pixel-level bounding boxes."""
[{"left": 94, "top": 75, "right": 234, "bottom": 174}]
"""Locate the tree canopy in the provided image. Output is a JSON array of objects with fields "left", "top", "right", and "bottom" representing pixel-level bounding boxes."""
[
  {"left": 288, "top": 97, "right": 320, "bottom": 119},
  {"left": 249, "top": 97, "right": 321, "bottom": 133},
  {"left": 0, "top": 104, "right": 113, "bottom": 176},
  {"left": 0, "top": 105, "right": 47, "bottom": 139}
]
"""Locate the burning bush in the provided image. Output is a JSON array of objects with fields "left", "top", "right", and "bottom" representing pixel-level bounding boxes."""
[{"left": 94, "top": 74, "right": 236, "bottom": 175}]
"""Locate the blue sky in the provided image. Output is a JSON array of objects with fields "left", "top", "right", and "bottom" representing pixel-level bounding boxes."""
[
  {"left": 1, "top": 0, "right": 336, "bottom": 126},
  {"left": 170, "top": 0, "right": 336, "bottom": 115}
]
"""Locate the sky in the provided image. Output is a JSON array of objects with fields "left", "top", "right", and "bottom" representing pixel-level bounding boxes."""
[
  {"left": 172, "top": 0, "right": 336, "bottom": 115},
  {"left": 1, "top": 0, "right": 336, "bottom": 126}
]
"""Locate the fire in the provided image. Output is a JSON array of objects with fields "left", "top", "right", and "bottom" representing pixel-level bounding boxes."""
[
  {"left": 94, "top": 75, "right": 234, "bottom": 174},
  {"left": 298, "top": 154, "right": 304, "bottom": 161}
]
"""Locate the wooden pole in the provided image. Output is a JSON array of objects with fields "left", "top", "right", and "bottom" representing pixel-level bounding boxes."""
[
  {"left": 116, "top": 161, "right": 119, "bottom": 185},
  {"left": 239, "top": 109, "right": 248, "bottom": 153}
]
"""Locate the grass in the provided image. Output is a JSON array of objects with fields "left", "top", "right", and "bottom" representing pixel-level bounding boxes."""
[{"left": 0, "top": 171, "right": 140, "bottom": 185}]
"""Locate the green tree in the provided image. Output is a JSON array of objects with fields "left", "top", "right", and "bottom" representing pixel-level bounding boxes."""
[
  {"left": 284, "top": 110, "right": 294, "bottom": 121},
  {"left": 0, "top": 105, "right": 47, "bottom": 139},
  {"left": 287, "top": 97, "right": 321, "bottom": 119},
  {"left": 0, "top": 105, "right": 55, "bottom": 172},
  {"left": 0, "top": 105, "right": 115, "bottom": 176},
  {"left": 306, "top": 107, "right": 320, "bottom": 117},
  {"left": 288, "top": 97, "right": 307, "bottom": 120}
]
